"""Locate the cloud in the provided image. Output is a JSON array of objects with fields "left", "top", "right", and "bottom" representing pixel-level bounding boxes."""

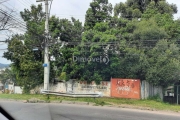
[
  {"left": 49, "top": 0, "right": 91, "bottom": 23},
  {"left": 49, "top": 0, "right": 127, "bottom": 23},
  {"left": 167, "top": 0, "right": 180, "bottom": 19},
  {"left": 5, "top": 0, "right": 180, "bottom": 22}
]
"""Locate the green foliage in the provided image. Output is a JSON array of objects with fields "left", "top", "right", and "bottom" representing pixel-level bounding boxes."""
[
  {"left": 3, "top": 35, "right": 44, "bottom": 93},
  {"left": 84, "top": 0, "right": 113, "bottom": 29},
  {"left": 0, "top": 68, "right": 16, "bottom": 85},
  {"left": 133, "top": 19, "right": 168, "bottom": 40},
  {"left": 94, "top": 100, "right": 106, "bottom": 106},
  {"left": 3, "top": 0, "right": 180, "bottom": 90},
  {"left": 23, "top": 86, "right": 30, "bottom": 94},
  {"left": 3, "top": 5, "right": 45, "bottom": 93},
  {"left": 146, "top": 40, "right": 180, "bottom": 87},
  {"left": 114, "top": 0, "right": 177, "bottom": 19},
  {"left": 59, "top": 72, "right": 66, "bottom": 80},
  {"left": 147, "top": 94, "right": 162, "bottom": 102}
]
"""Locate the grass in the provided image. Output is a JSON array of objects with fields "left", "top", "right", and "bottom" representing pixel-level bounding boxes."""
[{"left": 0, "top": 94, "right": 180, "bottom": 112}]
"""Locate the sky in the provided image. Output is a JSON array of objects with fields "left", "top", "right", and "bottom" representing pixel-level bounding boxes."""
[{"left": 0, "top": 0, "right": 180, "bottom": 64}]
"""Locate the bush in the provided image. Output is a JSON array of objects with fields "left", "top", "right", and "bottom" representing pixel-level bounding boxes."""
[
  {"left": 95, "top": 100, "right": 105, "bottom": 106},
  {"left": 4, "top": 89, "right": 9, "bottom": 94},
  {"left": 147, "top": 94, "right": 162, "bottom": 102}
]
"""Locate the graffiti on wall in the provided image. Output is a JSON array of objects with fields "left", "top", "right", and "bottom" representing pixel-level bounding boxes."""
[
  {"left": 111, "top": 79, "right": 140, "bottom": 99},
  {"left": 79, "top": 81, "right": 109, "bottom": 91}
]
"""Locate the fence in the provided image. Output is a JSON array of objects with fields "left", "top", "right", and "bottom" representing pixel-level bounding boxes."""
[
  {"left": 141, "top": 80, "right": 163, "bottom": 100},
  {"left": 30, "top": 79, "right": 163, "bottom": 100},
  {"left": 164, "top": 85, "right": 180, "bottom": 104},
  {"left": 163, "top": 96, "right": 177, "bottom": 104},
  {"left": 31, "top": 80, "right": 111, "bottom": 97}
]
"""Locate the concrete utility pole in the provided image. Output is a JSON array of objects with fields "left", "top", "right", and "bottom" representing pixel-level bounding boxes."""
[{"left": 36, "top": 0, "right": 50, "bottom": 91}]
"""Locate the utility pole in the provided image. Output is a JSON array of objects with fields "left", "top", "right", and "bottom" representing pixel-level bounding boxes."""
[{"left": 36, "top": 0, "right": 50, "bottom": 91}]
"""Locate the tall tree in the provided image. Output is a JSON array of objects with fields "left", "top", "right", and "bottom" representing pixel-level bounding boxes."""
[
  {"left": 3, "top": 35, "right": 43, "bottom": 93},
  {"left": 20, "top": 4, "right": 45, "bottom": 49},
  {"left": 114, "top": 0, "right": 177, "bottom": 19},
  {"left": 84, "top": 0, "right": 113, "bottom": 30},
  {"left": 133, "top": 18, "right": 168, "bottom": 46},
  {"left": 0, "top": 68, "right": 16, "bottom": 87},
  {"left": 3, "top": 4, "right": 46, "bottom": 93},
  {"left": 49, "top": 17, "right": 83, "bottom": 81},
  {"left": 146, "top": 40, "right": 180, "bottom": 87},
  {"left": 3, "top": 0, "right": 180, "bottom": 91}
]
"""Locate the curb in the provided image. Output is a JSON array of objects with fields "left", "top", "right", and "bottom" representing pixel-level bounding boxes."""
[
  {"left": 0, "top": 99, "right": 179, "bottom": 113},
  {"left": 74, "top": 101, "right": 89, "bottom": 105},
  {"left": 61, "top": 101, "right": 75, "bottom": 104}
]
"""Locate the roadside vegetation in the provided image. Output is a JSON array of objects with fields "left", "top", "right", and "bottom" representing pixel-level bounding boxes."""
[
  {"left": 0, "top": 94, "right": 179, "bottom": 112},
  {"left": 1, "top": 0, "right": 180, "bottom": 93}
]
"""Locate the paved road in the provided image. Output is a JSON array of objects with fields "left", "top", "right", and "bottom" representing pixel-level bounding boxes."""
[{"left": 0, "top": 101, "right": 180, "bottom": 120}]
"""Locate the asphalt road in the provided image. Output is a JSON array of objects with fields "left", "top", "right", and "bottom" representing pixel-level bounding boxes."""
[{"left": 0, "top": 101, "right": 180, "bottom": 120}]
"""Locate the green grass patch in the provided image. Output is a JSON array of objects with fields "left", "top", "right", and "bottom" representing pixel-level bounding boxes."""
[
  {"left": 0, "top": 94, "right": 46, "bottom": 101},
  {"left": 0, "top": 94, "right": 180, "bottom": 112},
  {"left": 98, "top": 97, "right": 180, "bottom": 111}
]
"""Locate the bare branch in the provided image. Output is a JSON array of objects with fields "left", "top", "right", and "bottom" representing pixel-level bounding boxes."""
[{"left": 0, "top": 3, "right": 26, "bottom": 33}]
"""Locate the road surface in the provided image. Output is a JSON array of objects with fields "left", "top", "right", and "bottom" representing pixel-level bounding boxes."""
[{"left": 0, "top": 101, "right": 180, "bottom": 120}]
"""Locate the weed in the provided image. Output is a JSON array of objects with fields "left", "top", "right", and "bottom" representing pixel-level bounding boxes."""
[
  {"left": 147, "top": 94, "right": 162, "bottom": 102},
  {"left": 94, "top": 100, "right": 106, "bottom": 106},
  {"left": 0, "top": 94, "right": 180, "bottom": 112}
]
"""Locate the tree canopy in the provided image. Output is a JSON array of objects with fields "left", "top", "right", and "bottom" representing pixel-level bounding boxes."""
[{"left": 3, "top": 0, "right": 180, "bottom": 93}]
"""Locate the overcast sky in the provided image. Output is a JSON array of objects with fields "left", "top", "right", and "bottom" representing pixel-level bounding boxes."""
[{"left": 0, "top": 0, "right": 180, "bottom": 64}]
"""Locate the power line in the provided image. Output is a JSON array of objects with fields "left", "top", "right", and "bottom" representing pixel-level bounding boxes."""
[
  {"left": 1, "top": 39, "right": 178, "bottom": 48},
  {"left": 0, "top": 9, "right": 27, "bottom": 31},
  {"left": 0, "top": 4, "right": 47, "bottom": 34},
  {"left": 2, "top": 2, "right": 27, "bottom": 20},
  {"left": 0, "top": 3, "right": 47, "bottom": 41},
  {"left": 27, "top": 0, "right": 34, "bottom": 5},
  {"left": 21, "top": 0, "right": 33, "bottom": 6},
  {"left": 0, "top": 2, "right": 47, "bottom": 36},
  {"left": 16, "top": 0, "right": 31, "bottom": 9}
]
